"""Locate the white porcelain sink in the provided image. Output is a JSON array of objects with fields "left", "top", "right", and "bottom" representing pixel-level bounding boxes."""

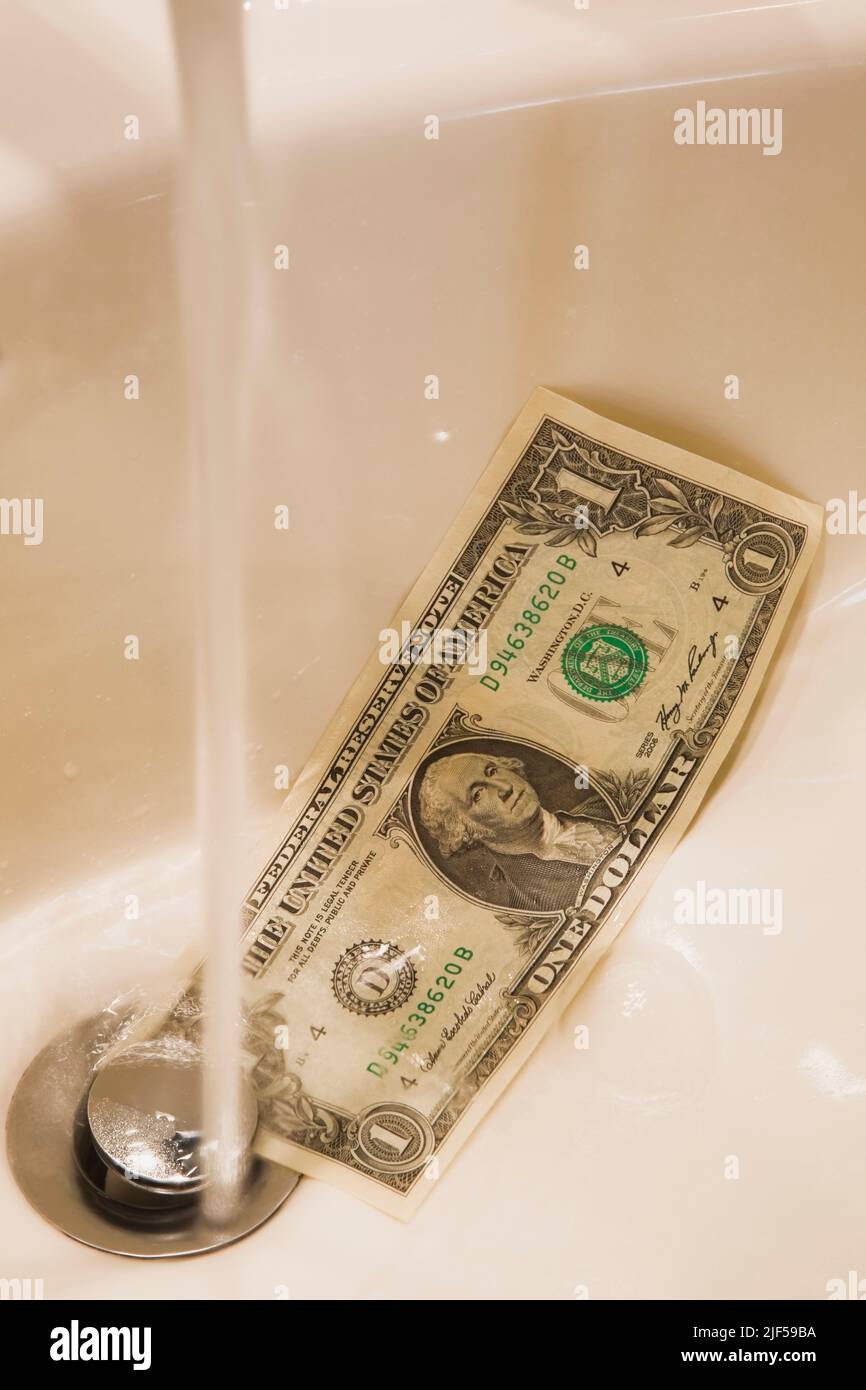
[{"left": 1, "top": 0, "right": 864, "bottom": 1299}]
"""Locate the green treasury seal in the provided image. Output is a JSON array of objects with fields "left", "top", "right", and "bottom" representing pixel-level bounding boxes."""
[{"left": 561, "top": 623, "right": 648, "bottom": 702}]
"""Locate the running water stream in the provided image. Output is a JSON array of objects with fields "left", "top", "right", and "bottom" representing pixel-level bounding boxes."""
[{"left": 169, "top": 0, "right": 255, "bottom": 1224}]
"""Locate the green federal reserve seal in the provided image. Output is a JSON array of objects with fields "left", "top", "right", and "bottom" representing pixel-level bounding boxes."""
[{"left": 561, "top": 623, "right": 648, "bottom": 702}]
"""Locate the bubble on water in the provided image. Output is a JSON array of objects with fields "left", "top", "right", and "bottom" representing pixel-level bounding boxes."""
[{"left": 63, "top": 761, "right": 79, "bottom": 781}]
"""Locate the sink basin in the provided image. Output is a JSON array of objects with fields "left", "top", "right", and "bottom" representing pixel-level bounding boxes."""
[{"left": 1, "top": 0, "right": 864, "bottom": 1299}]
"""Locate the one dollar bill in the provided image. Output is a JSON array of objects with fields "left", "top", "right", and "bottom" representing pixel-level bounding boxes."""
[{"left": 236, "top": 390, "right": 821, "bottom": 1216}]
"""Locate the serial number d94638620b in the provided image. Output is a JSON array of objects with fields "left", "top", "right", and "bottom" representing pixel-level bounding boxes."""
[
  {"left": 480, "top": 553, "right": 576, "bottom": 692},
  {"left": 366, "top": 948, "right": 474, "bottom": 1078}
]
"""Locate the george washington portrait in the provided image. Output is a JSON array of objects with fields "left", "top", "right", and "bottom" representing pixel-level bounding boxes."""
[{"left": 411, "top": 736, "right": 621, "bottom": 914}]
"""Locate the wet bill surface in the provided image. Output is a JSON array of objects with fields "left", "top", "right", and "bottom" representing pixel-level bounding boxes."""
[{"left": 233, "top": 389, "right": 820, "bottom": 1216}]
